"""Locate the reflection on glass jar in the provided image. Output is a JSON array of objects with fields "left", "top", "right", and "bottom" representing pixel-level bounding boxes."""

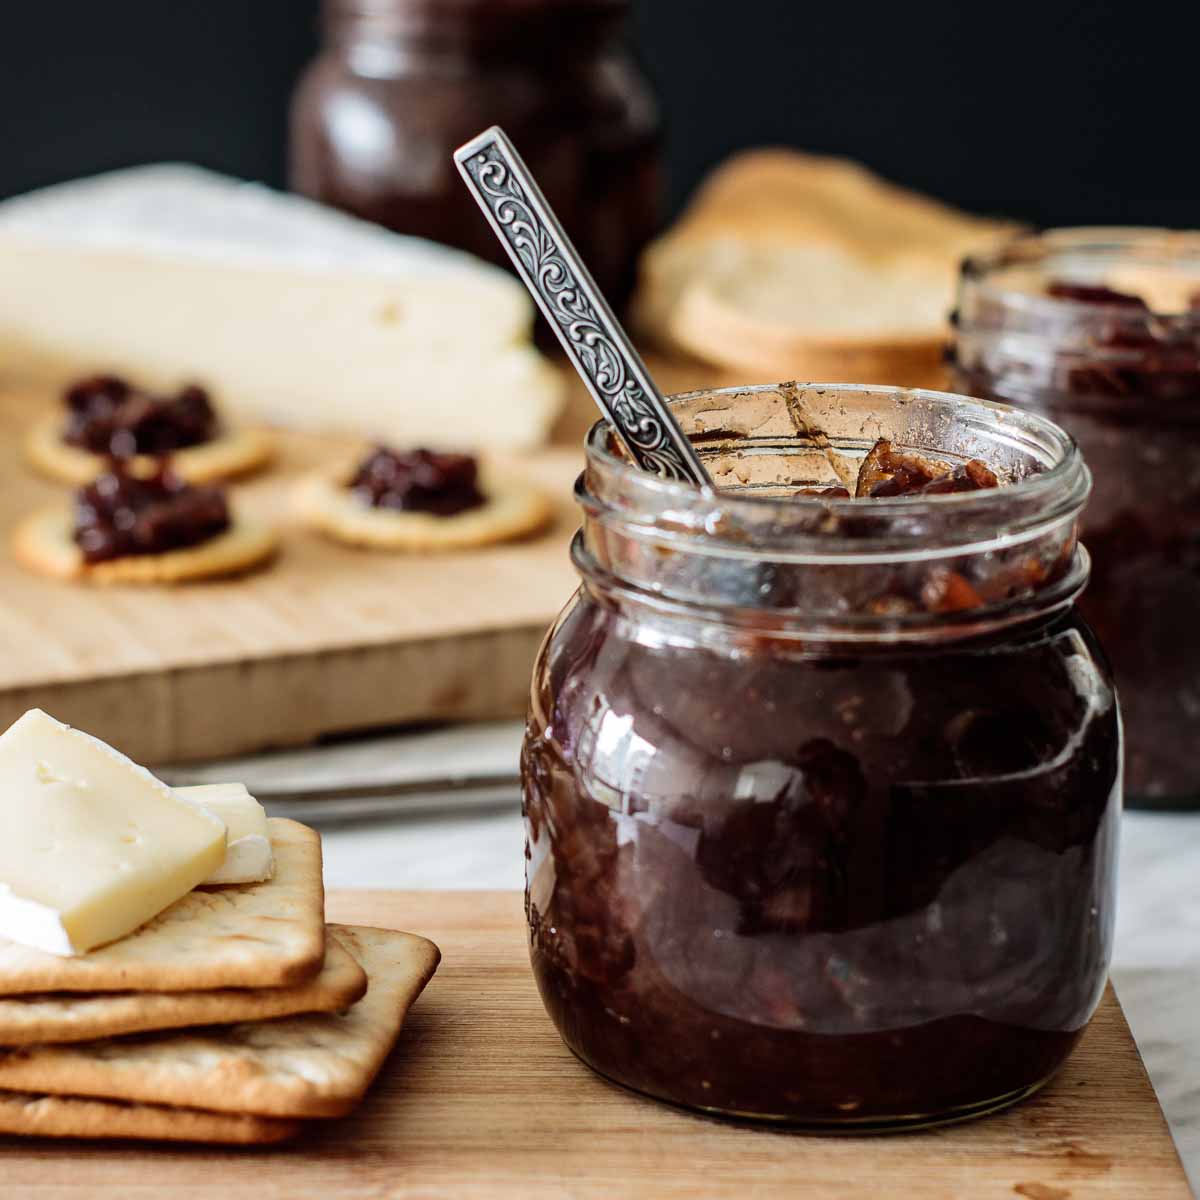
[
  {"left": 521, "top": 384, "right": 1120, "bottom": 1128},
  {"left": 290, "top": 0, "right": 661, "bottom": 303},
  {"left": 952, "top": 229, "right": 1200, "bottom": 808}
]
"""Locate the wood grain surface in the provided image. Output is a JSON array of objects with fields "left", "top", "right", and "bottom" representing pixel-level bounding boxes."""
[
  {"left": 0, "top": 389, "right": 584, "bottom": 763},
  {"left": 1, "top": 890, "right": 1187, "bottom": 1198},
  {"left": 0, "top": 351, "right": 948, "bottom": 763}
]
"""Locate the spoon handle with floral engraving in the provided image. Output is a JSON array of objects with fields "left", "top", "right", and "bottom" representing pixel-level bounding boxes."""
[{"left": 454, "top": 126, "right": 711, "bottom": 487}]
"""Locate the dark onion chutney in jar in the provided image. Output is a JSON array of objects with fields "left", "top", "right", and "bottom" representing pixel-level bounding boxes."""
[
  {"left": 952, "top": 228, "right": 1200, "bottom": 807},
  {"left": 521, "top": 383, "right": 1120, "bottom": 1128}
]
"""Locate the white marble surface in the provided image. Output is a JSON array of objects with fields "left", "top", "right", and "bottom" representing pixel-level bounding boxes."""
[
  {"left": 187, "top": 727, "right": 1199, "bottom": 1191},
  {"left": 1111, "top": 813, "right": 1200, "bottom": 1192}
]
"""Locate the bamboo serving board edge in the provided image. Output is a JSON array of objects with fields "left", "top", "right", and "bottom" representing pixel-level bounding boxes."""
[{"left": 2, "top": 890, "right": 1186, "bottom": 1199}]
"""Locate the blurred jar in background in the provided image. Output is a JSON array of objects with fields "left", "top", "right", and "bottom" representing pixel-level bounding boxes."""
[
  {"left": 290, "top": 0, "right": 662, "bottom": 304},
  {"left": 952, "top": 228, "right": 1200, "bottom": 810}
]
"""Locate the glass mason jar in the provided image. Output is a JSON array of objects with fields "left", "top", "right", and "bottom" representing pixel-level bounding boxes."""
[
  {"left": 952, "top": 229, "right": 1200, "bottom": 808},
  {"left": 521, "top": 383, "right": 1120, "bottom": 1129},
  {"left": 289, "top": 0, "right": 662, "bottom": 303}
]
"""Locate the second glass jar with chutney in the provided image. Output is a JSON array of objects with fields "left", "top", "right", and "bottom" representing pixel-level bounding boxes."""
[
  {"left": 290, "top": 0, "right": 661, "bottom": 303},
  {"left": 522, "top": 384, "right": 1120, "bottom": 1129},
  {"left": 953, "top": 229, "right": 1200, "bottom": 807}
]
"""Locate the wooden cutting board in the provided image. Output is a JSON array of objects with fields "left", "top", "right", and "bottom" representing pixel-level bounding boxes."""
[
  {"left": 0, "top": 352, "right": 941, "bottom": 763},
  {"left": 0, "top": 389, "right": 585, "bottom": 763},
  {"left": 3, "top": 891, "right": 1188, "bottom": 1199},
  {"left": 0, "top": 355, "right": 784, "bottom": 764}
]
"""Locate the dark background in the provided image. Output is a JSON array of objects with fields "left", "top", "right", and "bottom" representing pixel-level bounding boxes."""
[{"left": 0, "top": 0, "right": 1196, "bottom": 227}]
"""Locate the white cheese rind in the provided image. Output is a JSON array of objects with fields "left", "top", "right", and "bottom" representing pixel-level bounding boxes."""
[
  {"left": 0, "top": 710, "right": 227, "bottom": 956},
  {"left": 0, "top": 165, "right": 565, "bottom": 449},
  {"left": 176, "top": 782, "right": 274, "bottom": 884},
  {"left": 0, "top": 886, "right": 75, "bottom": 958}
]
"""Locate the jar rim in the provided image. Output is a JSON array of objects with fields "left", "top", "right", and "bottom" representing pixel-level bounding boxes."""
[
  {"left": 583, "top": 382, "right": 1088, "bottom": 564},
  {"left": 324, "top": 0, "right": 626, "bottom": 29},
  {"left": 576, "top": 383, "right": 1090, "bottom": 638},
  {"left": 322, "top": 0, "right": 627, "bottom": 44},
  {"left": 960, "top": 226, "right": 1200, "bottom": 329},
  {"left": 328, "top": 0, "right": 624, "bottom": 12}
]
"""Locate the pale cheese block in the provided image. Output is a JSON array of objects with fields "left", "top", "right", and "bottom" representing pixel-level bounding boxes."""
[
  {"left": 175, "top": 783, "right": 274, "bottom": 885},
  {"left": 0, "top": 165, "right": 565, "bottom": 449},
  {"left": 0, "top": 710, "right": 226, "bottom": 957}
]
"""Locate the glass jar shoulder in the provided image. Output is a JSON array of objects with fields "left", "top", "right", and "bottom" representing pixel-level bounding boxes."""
[{"left": 531, "top": 590, "right": 1118, "bottom": 808}]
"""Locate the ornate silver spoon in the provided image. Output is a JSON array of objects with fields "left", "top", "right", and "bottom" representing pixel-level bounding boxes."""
[{"left": 454, "top": 125, "right": 711, "bottom": 487}]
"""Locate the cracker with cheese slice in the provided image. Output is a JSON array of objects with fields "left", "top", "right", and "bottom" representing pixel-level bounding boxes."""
[
  {"left": 0, "top": 1091, "right": 301, "bottom": 1144},
  {"left": 0, "top": 926, "right": 439, "bottom": 1119},
  {"left": 0, "top": 930, "right": 365, "bottom": 1045},
  {"left": 0, "top": 708, "right": 228, "bottom": 957},
  {"left": 0, "top": 819, "right": 324, "bottom": 995}
]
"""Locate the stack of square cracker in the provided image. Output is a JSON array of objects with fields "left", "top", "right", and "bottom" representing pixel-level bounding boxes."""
[{"left": 0, "top": 819, "right": 440, "bottom": 1144}]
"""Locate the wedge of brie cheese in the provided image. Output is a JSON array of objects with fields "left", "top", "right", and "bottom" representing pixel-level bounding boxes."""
[
  {"left": 176, "top": 782, "right": 274, "bottom": 885},
  {"left": 0, "top": 710, "right": 227, "bottom": 957},
  {"left": 0, "top": 165, "right": 564, "bottom": 449}
]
